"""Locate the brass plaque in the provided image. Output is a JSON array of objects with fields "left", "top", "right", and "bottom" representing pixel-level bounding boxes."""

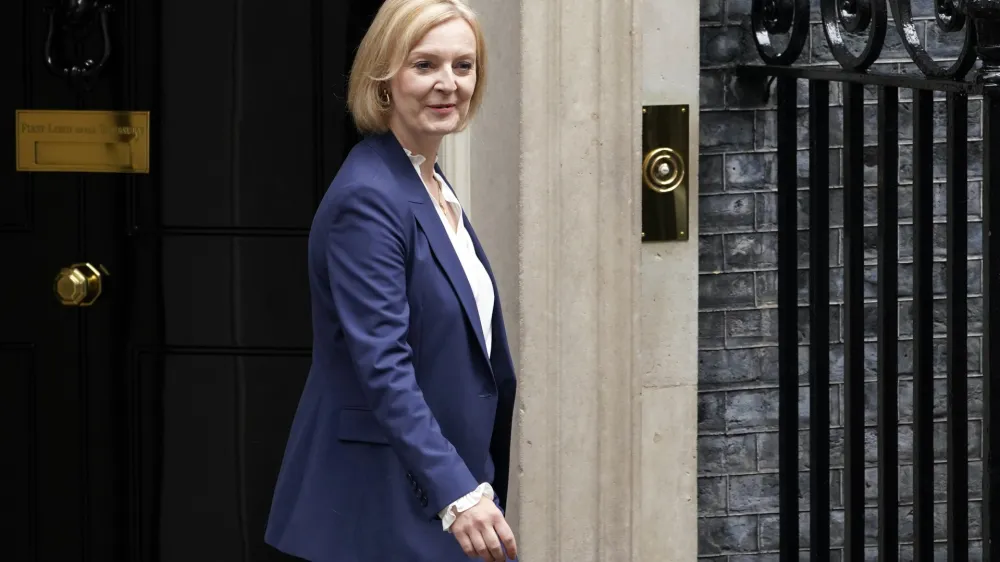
[
  {"left": 641, "top": 104, "right": 689, "bottom": 242},
  {"left": 16, "top": 110, "right": 150, "bottom": 173}
]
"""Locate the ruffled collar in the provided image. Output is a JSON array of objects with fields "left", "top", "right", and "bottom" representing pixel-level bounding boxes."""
[
  {"left": 402, "top": 147, "right": 438, "bottom": 167},
  {"left": 402, "top": 148, "right": 459, "bottom": 207}
]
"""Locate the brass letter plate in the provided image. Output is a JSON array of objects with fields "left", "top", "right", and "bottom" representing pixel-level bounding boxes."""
[
  {"left": 641, "top": 104, "right": 689, "bottom": 242},
  {"left": 16, "top": 110, "right": 150, "bottom": 173}
]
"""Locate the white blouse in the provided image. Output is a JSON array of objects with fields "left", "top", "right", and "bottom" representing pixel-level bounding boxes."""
[{"left": 403, "top": 149, "right": 496, "bottom": 531}]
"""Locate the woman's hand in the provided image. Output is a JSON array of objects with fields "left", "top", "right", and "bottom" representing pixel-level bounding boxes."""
[{"left": 450, "top": 496, "right": 517, "bottom": 561}]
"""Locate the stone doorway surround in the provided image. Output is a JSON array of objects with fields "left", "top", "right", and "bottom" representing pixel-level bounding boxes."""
[{"left": 441, "top": 0, "right": 699, "bottom": 558}]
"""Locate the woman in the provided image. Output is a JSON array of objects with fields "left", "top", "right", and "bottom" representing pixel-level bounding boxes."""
[{"left": 264, "top": 1, "right": 518, "bottom": 561}]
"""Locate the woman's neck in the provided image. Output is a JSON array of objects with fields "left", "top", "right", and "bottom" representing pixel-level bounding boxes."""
[{"left": 389, "top": 123, "right": 441, "bottom": 183}]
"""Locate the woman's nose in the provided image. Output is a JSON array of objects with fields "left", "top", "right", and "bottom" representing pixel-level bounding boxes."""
[{"left": 436, "top": 69, "right": 458, "bottom": 91}]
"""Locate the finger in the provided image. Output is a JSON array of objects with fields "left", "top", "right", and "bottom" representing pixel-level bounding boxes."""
[
  {"left": 482, "top": 525, "right": 505, "bottom": 561},
  {"left": 455, "top": 531, "right": 476, "bottom": 558},
  {"left": 469, "top": 531, "right": 491, "bottom": 561},
  {"left": 494, "top": 518, "right": 518, "bottom": 560}
]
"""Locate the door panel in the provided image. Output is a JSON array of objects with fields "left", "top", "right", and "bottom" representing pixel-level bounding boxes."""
[
  {"left": 160, "top": 0, "right": 327, "bottom": 230},
  {"left": 2, "top": 0, "right": 381, "bottom": 560},
  {"left": 157, "top": 354, "right": 310, "bottom": 562},
  {"left": 160, "top": 237, "right": 312, "bottom": 348},
  {"left": 0, "top": 346, "right": 37, "bottom": 560}
]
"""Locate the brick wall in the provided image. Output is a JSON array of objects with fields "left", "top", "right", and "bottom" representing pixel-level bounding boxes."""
[{"left": 696, "top": 1, "right": 985, "bottom": 559}]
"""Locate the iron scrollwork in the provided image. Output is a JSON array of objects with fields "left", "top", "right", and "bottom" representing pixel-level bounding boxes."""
[
  {"left": 751, "top": 0, "right": 811, "bottom": 64},
  {"left": 820, "top": 0, "right": 888, "bottom": 71},
  {"left": 889, "top": 0, "right": 976, "bottom": 78},
  {"left": 750, "top": 0, "right": 985, "bottom": 80},
  {"left": 44, "top": 0, "right": 113, "bottom": 81}
]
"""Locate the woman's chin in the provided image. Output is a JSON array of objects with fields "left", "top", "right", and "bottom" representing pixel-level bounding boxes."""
[{"left": 422, "top": 116, "right": 463, "bottom": 136}]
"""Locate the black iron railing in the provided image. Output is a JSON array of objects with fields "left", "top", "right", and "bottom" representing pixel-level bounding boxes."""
[{"left": 740, "top": 0, "right": 1000, "bottom": 560}]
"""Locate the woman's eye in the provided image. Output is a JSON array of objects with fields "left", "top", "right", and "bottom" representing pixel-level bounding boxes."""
[
  {"left": 414, "top": 61, "right": 432, "bottom": 71},
  {"left": 455, "top": 62, "right": 474, "bottom": 72}
]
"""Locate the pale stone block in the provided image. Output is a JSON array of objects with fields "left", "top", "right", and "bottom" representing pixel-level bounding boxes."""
[
  {"left": 642, "top": 0, "right": 700, "bottom": 101},
  {"left": 641, "top": 245, "right": 700, "bottom": 389},
  {"left": 640, "top": 385, "right": 699, "bottom": 561}
]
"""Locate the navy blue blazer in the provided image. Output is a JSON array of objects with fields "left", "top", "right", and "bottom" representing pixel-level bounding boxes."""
[{"left": 264, "top": 132, "right": 517, "bottom": 562}]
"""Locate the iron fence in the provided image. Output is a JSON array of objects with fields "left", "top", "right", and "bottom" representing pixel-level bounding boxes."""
[{"left": 738, "top": 0, "right": 1000, "bottom": 559}]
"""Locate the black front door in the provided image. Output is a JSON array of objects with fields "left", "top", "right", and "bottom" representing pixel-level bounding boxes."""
[{"left": 1, "top": 1, "right": 382, "bottom": 560}]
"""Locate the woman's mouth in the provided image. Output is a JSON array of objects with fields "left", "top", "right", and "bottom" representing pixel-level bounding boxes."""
[{"left": 428, "top": 104, "right": 456, "bottom": 115}]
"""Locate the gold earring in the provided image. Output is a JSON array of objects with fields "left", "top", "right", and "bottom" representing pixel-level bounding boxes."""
[{"left": 379, "top": 89, "right": 391, "bottom": 106}]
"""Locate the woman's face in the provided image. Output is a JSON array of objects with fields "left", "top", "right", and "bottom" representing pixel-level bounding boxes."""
[{"left": 388, "top": 18, "right": 477, "bottom": 146}]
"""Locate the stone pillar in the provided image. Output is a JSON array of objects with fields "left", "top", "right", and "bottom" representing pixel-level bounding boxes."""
[
  {"left": 513, "top": 0, "right": 641, "bottom": 559},
  {"left": 460, "top": 0, "right": 648, "bottom": 562}
]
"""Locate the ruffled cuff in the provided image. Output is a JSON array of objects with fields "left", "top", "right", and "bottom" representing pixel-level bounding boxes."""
[{"left": 439, "top": 482, "right": 495, "bottom": 532}]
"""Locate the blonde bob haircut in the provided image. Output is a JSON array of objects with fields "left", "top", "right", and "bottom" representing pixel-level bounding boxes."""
[{"left": 347, "top": 0, "right": 487, "bottom": 134}]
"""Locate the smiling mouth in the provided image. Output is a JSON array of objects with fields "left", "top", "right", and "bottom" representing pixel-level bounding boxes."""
[{"left": 429, "top": 104, "right": 456, "bottom": 109}]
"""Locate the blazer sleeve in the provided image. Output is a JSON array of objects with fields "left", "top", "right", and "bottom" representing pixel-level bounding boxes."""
[{"left": 325, "top": 182, "right": 480, "bottom": 519}]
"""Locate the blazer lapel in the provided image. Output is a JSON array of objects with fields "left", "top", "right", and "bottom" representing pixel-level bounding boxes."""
[
  {"left": 368, "top": 133, "right": 492, "bottom": 371},
  {"left": 411, "top": 205, "right": 493, "bottom": 371},
  {"left": 461, "top": 209, "right": 519, "bottom": 386}
]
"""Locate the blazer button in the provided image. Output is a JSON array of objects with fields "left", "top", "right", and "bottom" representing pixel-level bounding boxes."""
[
  {"left": 420, "top": 494, "right": 428, "bottom": 507},
  {"left": 406, "top": 472, "right": 414, "bottom": 482}
]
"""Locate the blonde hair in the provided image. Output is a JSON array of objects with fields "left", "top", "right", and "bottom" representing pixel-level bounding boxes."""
[{"left": 347, "top": 0, "right": 487, "bottom": 134}]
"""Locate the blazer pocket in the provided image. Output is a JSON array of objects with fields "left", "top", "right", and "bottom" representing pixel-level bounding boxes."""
[{"left": 337, "top": 408, "right": 390, "bottom": 445}]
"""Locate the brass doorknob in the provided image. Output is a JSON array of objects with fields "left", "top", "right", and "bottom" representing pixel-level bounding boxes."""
[{"left": 54, "top": 263, "right": 106, "bottom": 307}]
